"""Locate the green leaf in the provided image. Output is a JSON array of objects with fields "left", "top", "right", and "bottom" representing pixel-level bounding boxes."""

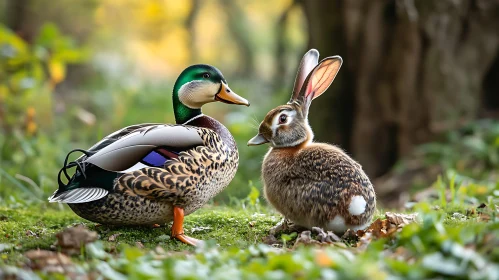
[
  {"left": 247, "top": 182, "right": 260, "bottom": 206},
  {"left": 53, "top": 48, "right": 88, "bottom": 63},
  {"left": 0, "top": 24, "right": 28, "bottom": 56},
  {"left": 36, "top": 23, "right": 61, "bottom": 47},
  {"left": 124, "top": 246, "right": 144, "bottom": 261}
]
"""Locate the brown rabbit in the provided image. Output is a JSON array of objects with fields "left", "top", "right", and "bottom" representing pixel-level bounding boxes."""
[{"left": 248, "top": 49, "right": 376, "bottom": 233}]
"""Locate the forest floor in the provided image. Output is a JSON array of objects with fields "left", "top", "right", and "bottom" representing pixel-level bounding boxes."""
[
  {"left": 1, "top": 192, "right": 498, "bottom": 279},
  {"left": 0, "top": 204, "right": 278, "bottom": 262}
]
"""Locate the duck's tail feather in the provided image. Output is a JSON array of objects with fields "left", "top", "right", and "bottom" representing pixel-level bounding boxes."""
[
  {"left": 57, "top": 149, "right": 94, "bottom": 188},
  {"left": 48, "top": 187, "right": 108, "bottom": 203},
  {"left": 50, "top": 148, "right": 98, "bottom": 203}
]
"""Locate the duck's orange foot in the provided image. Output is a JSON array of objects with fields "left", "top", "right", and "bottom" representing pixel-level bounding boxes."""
[
  {"left": 174, "top": 233, "right": 202, "bottom": 246},
  {"left": 172, "top": 206, "right": 203, "bottom": 247}
]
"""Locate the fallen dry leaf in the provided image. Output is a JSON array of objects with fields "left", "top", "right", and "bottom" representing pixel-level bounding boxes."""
[
  {"left": 385, "top": 212, "right": 419, "bottom": 227},
  {"left": 136, "top": 241, "right": 144, "bottom": 249},
  {"left": 365, "top": 218, "right": 388, "bottom": 238},
  {"left": 356, "top": 212, "right": 419, "bottom": 249},
  {"left": 25, "top": 249, "right": 73, "bottom": 274},
  {"left": 108, "top": 233, "right": 121, "bottom": 242},
  {"left": 478, "top": 213, "right": 491, "bottom": 222},
  {"left": 356, "top": 232, "right": 373, "bottom": 251},
  {"left": 26, "top": 230, "right": 37, "bottom": 237},
  {"left": 475, "top": 203, "right": 499, "bottom": 222},
  {"left": 266, "top": 212, "right": 420, "bottom": 251},
  {"left": 368, "top": 212, "right": 418, "bottom": 238},
  {"left": 55, "top": 225, "right": 98, "bottom": 255}
]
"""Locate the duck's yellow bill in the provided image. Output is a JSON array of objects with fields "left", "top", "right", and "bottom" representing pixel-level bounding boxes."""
[{"left": 215, "top": 81, "right": 250, "bottom": 106}]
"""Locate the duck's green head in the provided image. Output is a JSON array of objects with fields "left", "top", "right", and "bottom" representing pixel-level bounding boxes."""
[{"left": 172, "top": 64, "right": 250, "bottom": 124}]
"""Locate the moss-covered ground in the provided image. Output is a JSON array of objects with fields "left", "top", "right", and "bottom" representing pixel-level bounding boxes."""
[
  {"left": 1, "top": 192, "right": 498, "bottom": 279},
  {"left": 0, "top": 204, "right": 279, "bottom": 264}
]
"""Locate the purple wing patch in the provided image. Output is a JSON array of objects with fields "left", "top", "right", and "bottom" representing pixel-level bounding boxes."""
[
  {"left": 141, "top": 148, "right": 180, "bottom": 167},
  {"left": 142, "top": 151, "right": 168, "bottom": 167}
]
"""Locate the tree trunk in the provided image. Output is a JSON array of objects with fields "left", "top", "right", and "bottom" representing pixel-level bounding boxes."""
[
  {"left": 4, "top": 0, "right": 35, "bottom": 42},
  {"left": 274, "top": 1, "right": 297, "bottom": 90},
  {"left": 300, "top": 0, "right": 499, "bottom": 178}
]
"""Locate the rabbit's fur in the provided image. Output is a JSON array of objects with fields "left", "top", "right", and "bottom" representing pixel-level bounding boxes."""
[{"left": 248, "top": 49, "right": 376, "bottom": 233}]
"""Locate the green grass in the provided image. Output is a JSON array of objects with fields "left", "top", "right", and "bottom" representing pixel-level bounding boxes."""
[
  {"left": 0, "top": 204, "right": 279, "bottom": 263},
  {"left": 1, "top": 196, "right": 498, "bottom": 279}
]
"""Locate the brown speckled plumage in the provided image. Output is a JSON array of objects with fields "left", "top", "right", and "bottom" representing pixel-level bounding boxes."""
[
  {"left": 262, "top": 143, "right": 376, "bottom": 232},
  {"left": 68, "top": 116, "right": 238, "bottom": 225}
]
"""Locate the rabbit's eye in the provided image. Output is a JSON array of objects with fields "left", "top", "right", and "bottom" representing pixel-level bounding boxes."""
[
  {"left": 279, "top": 114, "right": 287, "bottom": 124},
  {"left": 203, "top": 73, "right": 210, "bottom": 78}
]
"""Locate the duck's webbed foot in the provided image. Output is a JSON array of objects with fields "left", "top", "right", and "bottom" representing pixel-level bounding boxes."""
[{"left": 171, "top": 206, "right": 203, "bottom": 246}]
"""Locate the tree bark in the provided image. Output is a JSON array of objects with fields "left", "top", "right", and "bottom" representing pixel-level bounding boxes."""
[
  {"left": 300, "top": 0, "right": 499, "bottom": 178},
  {"left": 274, "top": 1, "right": 297, "bottom": 89}
]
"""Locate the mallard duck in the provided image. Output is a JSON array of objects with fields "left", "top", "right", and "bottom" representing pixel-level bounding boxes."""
[{"left": 49, "top": 64, "right": 250, "bottom": 246}]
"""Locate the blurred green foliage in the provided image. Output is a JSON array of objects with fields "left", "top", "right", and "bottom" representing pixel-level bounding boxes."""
[
  {"left": 417, "top": 119, "right": 499, "bottom": 179},
  {"left": 0, "top": 22, "right": 87, "bottom": 129},
  {"left": 0, "top": 23, "right": 88, "bottom": 201}
]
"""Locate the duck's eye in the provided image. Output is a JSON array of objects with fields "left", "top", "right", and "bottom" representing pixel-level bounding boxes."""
[
  {"left": 278, "top": 114, "right": 287, "bottom": 124},
  {"left": 203, "top": 73, "right": 210, "bottom": 79}
]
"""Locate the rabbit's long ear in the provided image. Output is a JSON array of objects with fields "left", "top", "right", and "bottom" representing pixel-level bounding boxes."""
[
  {"left": 298, "top": 56, "right": 342, "bottom": 116},
  {"left": 289, "top": 49, "right": 319, "bottom": 102}
]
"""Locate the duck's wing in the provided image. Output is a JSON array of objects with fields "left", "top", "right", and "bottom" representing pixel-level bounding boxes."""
[
  {"left": 49, "top": 124, "right": 206, "bottom": 203},
  {"left": 84, "top": 124, "right": 203, "bottom": 172},
  {"left": 113, "top": 128, "right": 226, "bottom": 203},
  {"left": 76, "top": 123, "right": 163, "bottom": 161}
]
